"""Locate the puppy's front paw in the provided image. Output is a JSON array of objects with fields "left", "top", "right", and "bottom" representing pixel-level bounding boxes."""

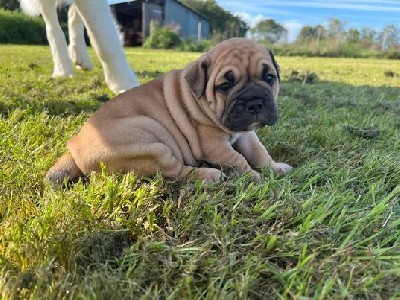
[
  {"left": 249, "top": 169, "right": 262, "bottom": 181},
  {"left": 271, "top": 162, "right": 293, "bottom": 175},
  {"left": 194, "top": 167, "right": 227, "bottom": 183}
]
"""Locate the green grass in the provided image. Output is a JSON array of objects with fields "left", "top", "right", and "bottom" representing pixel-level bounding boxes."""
[{"left": 1, "top": 45, "right": 399, "bottom": 299}]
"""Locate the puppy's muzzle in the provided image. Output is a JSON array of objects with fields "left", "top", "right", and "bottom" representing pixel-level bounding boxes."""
[
  {"left": 246, "top": 98, "right": 264, "bottom": 114},
  {"left": 222, "top": 85, "right": 278, "bottom": 131}
]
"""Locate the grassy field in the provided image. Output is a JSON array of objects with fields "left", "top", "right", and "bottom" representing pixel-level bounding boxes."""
[{"left": 0, "top": 45, "right": 399, "bottom": 299}]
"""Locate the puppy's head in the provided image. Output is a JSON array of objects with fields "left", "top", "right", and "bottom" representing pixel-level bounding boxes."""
[{"left": 184, "top": 38, "right": 280, "bottom": 132}]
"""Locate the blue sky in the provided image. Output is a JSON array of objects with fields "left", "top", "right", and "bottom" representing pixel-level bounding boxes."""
[{"left": 216, "top": 0, "right": 400, "bottom": 41}]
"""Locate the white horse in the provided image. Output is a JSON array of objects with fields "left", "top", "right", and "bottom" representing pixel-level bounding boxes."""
[{"left": 20, "top": 0, "right": 139, "bottom": 93}]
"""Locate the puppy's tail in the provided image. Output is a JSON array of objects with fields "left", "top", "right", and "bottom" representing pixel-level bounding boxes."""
[{"left": 46, "top": 153, "right": 84, "bottom": 187}]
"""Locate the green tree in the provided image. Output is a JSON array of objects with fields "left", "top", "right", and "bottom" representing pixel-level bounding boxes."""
[
  {"left": 379, "top": 24, "right": 399, "bottom": 50},
  {"left": 297, "top": 26, "right": 316, "bottom": 41},
  {"left": 360, "top": 27, "right": 376, "bottom": 42},
  {"left": 0, "top": 0, "right": 19, "bottom": 10},
  {"left": 327, "top": 18, "right": 346, "bottom": 41},
  {"left": 297, "top": 25, "right": 325, "bottom": 42},
  {"left": 346, "top": 28, "right": 360, "bottom": 43},
  {"left": 250, "top": 19, "right": 288, "bottom": 44},
  {"left": 359, "top": 27, "right": 376, "bottom": 48}
]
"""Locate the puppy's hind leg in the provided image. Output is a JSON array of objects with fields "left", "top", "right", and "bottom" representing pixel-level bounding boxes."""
[
  {"left": 154, "top": 145, "right": 226, "bottom": 183},
  {"left": 130, "top": 143, "right": 224, "bottom": 183},
  {"left": 46, "top": 153, "right": 84, "bottom": 187}
]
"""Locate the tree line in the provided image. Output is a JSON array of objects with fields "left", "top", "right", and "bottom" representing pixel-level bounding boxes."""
[
  {"left": 248, "top": 18, "right": 400, "bottom": 58},
  {"left": 180, "top": 0, "right": 400, "bottom": 57},
  {"left": 294, "top": 19, "right": 399, "bottom": 52},
  {"left": 178, "top": 0, "right": 400, "bottom": 57},
  {"left": 180, "top": 0, "right": 400, "bottom": 58}
]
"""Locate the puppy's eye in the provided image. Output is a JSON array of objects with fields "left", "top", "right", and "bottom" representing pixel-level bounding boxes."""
[
  {"left": 218, "top": 82, "right": 233, "bottom": 92},
  {"left": 264, "top": 74, "right": 276, "bottom": 85},
  {"left": 262, "top": 64, "right": 277, "bottom": 85}
]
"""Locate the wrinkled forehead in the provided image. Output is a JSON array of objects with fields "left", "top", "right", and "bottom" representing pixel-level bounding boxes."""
[{"left": 209, "top": 42, "right": 274, "bottom": 80}]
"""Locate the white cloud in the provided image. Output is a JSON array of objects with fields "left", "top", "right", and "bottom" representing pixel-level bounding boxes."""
[
  {"left": 283, "top": 21, "right": 304, "bottom": 42},
  {"left": 235, "top": 12, "right": 265, "bottom": 28},
  {"left": 235, "top": 11, "right": 304, "bottom": 42}
]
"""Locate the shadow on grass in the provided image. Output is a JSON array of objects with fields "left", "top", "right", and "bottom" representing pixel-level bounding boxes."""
[
  {"left": 72, "top": 230, "right": 132, "bottom": 271},
  {"left": 0, "top": 93, "right": 111, "bottom": 118}
]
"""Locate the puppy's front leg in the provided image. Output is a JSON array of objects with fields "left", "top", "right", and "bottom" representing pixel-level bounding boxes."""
[
  {"left": 233, "top": 131, "right": 293, "bottom": 175},
  {"left": 199, "top": 126, "right": 261, "bottom": 180}
]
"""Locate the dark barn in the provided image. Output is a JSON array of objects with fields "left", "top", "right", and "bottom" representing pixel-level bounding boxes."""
[{"left": 110, "top": 0, "right": 210, "bottom": 46}]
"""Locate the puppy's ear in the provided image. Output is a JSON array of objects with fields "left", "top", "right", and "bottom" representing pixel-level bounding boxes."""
[
  {"left": 268, "top": 49, "right": 280, "bottom": 81},
  {"left": 184, "top": 58, "right": 209, "bottom": 99}
]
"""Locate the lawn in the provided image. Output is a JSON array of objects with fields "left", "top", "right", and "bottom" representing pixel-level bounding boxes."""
[{"left": 0, "top": 45, "right": 399, "bottom": 299}]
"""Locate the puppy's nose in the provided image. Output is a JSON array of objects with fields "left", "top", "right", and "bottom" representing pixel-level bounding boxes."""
[{"left": 246, "top": 99, "right": 264, "bottom": 113}]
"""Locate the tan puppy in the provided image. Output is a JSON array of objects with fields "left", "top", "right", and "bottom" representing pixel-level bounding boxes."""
[{"left": 47, "top": 38, "right": 292, "bottom": 185}]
